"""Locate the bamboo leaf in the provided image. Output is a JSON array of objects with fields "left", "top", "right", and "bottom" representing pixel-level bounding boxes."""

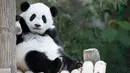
[{"left": 117, "top": 21, "right": 130, "bottom": 30}]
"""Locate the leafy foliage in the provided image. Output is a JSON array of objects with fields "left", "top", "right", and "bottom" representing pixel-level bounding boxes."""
[
  {"left": 117, "top": 20, "right": 130, "bottom": 30},
  {"left": 101, "top": 28, "right": 117, "bottom": 43},
  {"left": 83, "top": 0, "right": 128, "bottom": 10}
]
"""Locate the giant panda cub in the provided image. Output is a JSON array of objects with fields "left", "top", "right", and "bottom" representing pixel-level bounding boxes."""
[{"left": 16, "top": 2, "right": 82, "bottom": 73}]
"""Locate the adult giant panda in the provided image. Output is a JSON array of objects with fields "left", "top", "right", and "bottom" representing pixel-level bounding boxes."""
[{"left": 16, "top": 2, "right": 82, "bottom": 73}]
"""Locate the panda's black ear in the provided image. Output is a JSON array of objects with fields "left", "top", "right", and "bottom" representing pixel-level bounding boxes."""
[
  {"left": 20, "top": 2, "right": 30, "bottom": 12},
  {"left": 50, "top": 6, "right": 58, "bottom": 17}
]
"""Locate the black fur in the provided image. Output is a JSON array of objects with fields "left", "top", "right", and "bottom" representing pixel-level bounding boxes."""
[
  {"left": 16, "top": 16, "right": 30, "bottom": 44},
  {"left": 30, "top": 14, "right": 36, "bottom": 21},
  {"left": 25, "top": 51, "right": 62, "bottom": 73},
  {"left": 19, "top": 17, "right": 30, "bottom": 33},
  {"left": 25, "top": 50, "right": 82, "bottom": 73},
  {"left": 50, "top": 6, "right": 58, "bottom": 17},
  {"left": 20, "top": 2, "right": 30, "bottom": 12},
  {"left": 16, "top": 34, "right": 23, "bottom": 45},
  {"left": 16, "top": 15, "right": 24, "bottom": 44},
  {"left": 59, "top": 49, "right": 83, "bottom": 71},
  {"left": 16, "top": 15, "right": 21, "bottom": 21},
  {"left": 42, "top": 15, "right": 47, "bottom": 23},
  {"left": 44, "top": 28, "right": 62, "bottom": 46}
]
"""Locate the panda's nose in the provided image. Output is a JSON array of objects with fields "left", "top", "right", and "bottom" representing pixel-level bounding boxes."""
[{"left": 35, "top": 24, "right": 41, "bottom": 27}]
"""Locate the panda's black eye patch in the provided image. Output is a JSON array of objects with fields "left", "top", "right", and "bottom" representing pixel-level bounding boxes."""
[
  {"left": 42, "top": 15, "right": 47, "bottom": 23},
  {"left": 30, "top": 14, "right": 36, "bottom": 21}
]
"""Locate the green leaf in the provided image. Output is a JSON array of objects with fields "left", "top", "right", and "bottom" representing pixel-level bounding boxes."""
[
  {"left": 101, "top": 28, "right": 117, "bottom": 43},
  {"left": 117, "top": 21, "right": 130, "bottom": 30},
  {"left": 118, "top": 35, "right": 130, "bottom": 46},
  {"left": 116, "top": 29, "right": 130, "bottom": 46}
]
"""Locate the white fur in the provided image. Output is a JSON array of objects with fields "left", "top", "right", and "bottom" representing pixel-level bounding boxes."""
[
  {"left": 94, "top": 60, "right": 107, "bottom": 73},
  {"left": 20, "top": 3, "right": 54, "bottom": 34},
  {"left": 16, "top": 33, "right": 61, "bottom": 71},
  {"left": 16, "top": 21, "right": 22, "bottom": 35},
  {"left": 82, "top": 61, "right": 94, "bottom": 73}
]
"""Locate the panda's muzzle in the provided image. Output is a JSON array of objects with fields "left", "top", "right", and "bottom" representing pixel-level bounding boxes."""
[{"left": 35, "top": 24, "right": 41, "bottom": 27}]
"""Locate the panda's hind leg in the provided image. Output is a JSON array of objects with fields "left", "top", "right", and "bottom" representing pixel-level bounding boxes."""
[
  {"left": 25, "top": 50, "right": 52, "bottom": 73},
  {"left": 50, "top": 57, "right": 63, "bottom": 73}
]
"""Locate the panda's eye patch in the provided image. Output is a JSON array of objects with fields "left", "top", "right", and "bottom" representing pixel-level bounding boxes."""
[
  {"left": 30, "top": 14, "right": 36, "bottom": 21},
  {"left": 42, "top": 15, "right": 47, "bottom": 23}
]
